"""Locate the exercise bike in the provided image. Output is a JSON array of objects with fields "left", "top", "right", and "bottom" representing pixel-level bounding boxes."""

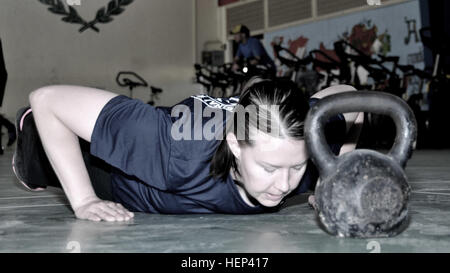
[
  {"left": 272, "top": 44, "right": 318, "bottom": 97},
  {"left": 194, "top": 63, "right": 229, "bottom": 98},
  {"left": 116, "top": 71, "right": 163, "bottom": 105}
]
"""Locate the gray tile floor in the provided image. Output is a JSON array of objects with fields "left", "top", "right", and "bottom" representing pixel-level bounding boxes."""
[{"left": 1, "top": 134, "right": 449, "bottom": 253}]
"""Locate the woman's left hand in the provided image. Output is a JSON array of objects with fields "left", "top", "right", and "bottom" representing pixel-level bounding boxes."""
[{"left": 308, "top": 195, "right": 318, "bottom": 211}]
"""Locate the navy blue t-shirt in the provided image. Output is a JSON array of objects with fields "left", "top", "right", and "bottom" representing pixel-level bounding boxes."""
[
  {"left": 90, "top": 94, "right": 346, "bottom": 214},
  {"left": 236, "top": 37, "right": 276, "bottom": 70}
]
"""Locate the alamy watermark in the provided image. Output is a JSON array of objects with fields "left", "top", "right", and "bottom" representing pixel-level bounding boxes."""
[
  {"left": 66, "top": 0, "right": 81, "bottom": 6},
  {"left": 66, "top": 241, "right": 81, "bottom": 253},
  {"left": 366, "top": 240, "right": 381, "bottom": 253},
  {"left": 170, "top": 99, "right": 282, "bottom": 141},
  {"left": 367, "top": 0, "right": 381, "bottom": 6}
]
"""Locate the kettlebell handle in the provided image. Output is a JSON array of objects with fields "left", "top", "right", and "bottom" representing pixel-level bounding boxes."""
[{"left": 304, "top": 91, "right": 417, "bottom": 178}]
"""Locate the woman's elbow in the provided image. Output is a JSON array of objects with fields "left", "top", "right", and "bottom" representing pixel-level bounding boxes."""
[
  {"left": 29, "top": 85, "right": 61, "bottom": 108},
  {"left": 312, "top": 84, "right": 357, "bottom": 99}
]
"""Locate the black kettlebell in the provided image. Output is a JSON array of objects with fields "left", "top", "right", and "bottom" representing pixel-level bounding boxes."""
[{"left": 305, "top": 91, "right": 417, "bottom": 238}]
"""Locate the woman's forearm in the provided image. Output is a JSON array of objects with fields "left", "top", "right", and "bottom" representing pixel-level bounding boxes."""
[
  {"left": 29, "top": 85, "right": 134, "bottom": 222},
  {"left": 312, "top": 85, "right": 364, "bottom": 155},
  {"left": 28, "top": 85, "right": 117, "bottom": 208},
  {"left": 339, "top": 111, "right": 364, "bottom": 155}
]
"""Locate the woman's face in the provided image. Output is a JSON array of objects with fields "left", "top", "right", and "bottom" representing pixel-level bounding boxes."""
[{"left": 228, "top": 131, "right": 309, "bottom": 207}]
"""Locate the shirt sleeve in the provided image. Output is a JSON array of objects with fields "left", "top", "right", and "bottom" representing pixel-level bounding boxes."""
[{"left": 90, "top": 95, "right": 172, "bottom": 191}]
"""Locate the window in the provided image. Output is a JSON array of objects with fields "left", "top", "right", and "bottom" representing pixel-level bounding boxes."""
[
  {"left": 317, "top": 0, "right": 366, "bottom": 16},
  {"left": 226, "top": 0, "right": 265, "bottom": 34},
  {"left": 268, "top": 0, "right": 312, "bottom": 27}
]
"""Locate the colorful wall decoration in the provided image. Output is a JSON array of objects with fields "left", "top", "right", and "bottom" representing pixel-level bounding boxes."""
[{"left": 263, "top": 0, "right": 424, "bottom": 82}]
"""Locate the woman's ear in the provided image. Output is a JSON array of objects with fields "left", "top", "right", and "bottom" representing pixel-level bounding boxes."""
[{"left": 226, "top": 132, "right": 241, "bottom": 160}]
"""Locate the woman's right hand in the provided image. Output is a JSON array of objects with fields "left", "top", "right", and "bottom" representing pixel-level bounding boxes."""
[{"left": 74, "top": 198, "right": 135, "bottom": 222}]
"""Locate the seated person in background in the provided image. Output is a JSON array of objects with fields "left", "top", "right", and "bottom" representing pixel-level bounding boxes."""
[{"left": 231, "top": 25, "right": 276, "bottom": 76}]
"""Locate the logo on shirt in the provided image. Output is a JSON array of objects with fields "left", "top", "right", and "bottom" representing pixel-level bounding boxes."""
[
  {"left": 171, "top": 96, "right": 282, "bottom": 142},
  {"left": 191, "top": 95, "right": 239, "bottom": 112}
]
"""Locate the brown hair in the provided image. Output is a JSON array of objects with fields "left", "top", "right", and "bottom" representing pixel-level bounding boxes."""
[{"left": 209, "top": 77, "right": 310, "bottom": 181}]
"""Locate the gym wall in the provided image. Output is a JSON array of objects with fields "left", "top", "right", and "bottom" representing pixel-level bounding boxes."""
[
  {"left": 0, "top": 0, "right": 209, "bottom": 117},
  {"left": 261, "top": 0, "right": 424, "bottom": 96},
  {"left": 195, "top": 0, "right": 224, "bottom": 65},
  {"left": 263, "top": 1, "right": 423, "bottom": 66}
]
